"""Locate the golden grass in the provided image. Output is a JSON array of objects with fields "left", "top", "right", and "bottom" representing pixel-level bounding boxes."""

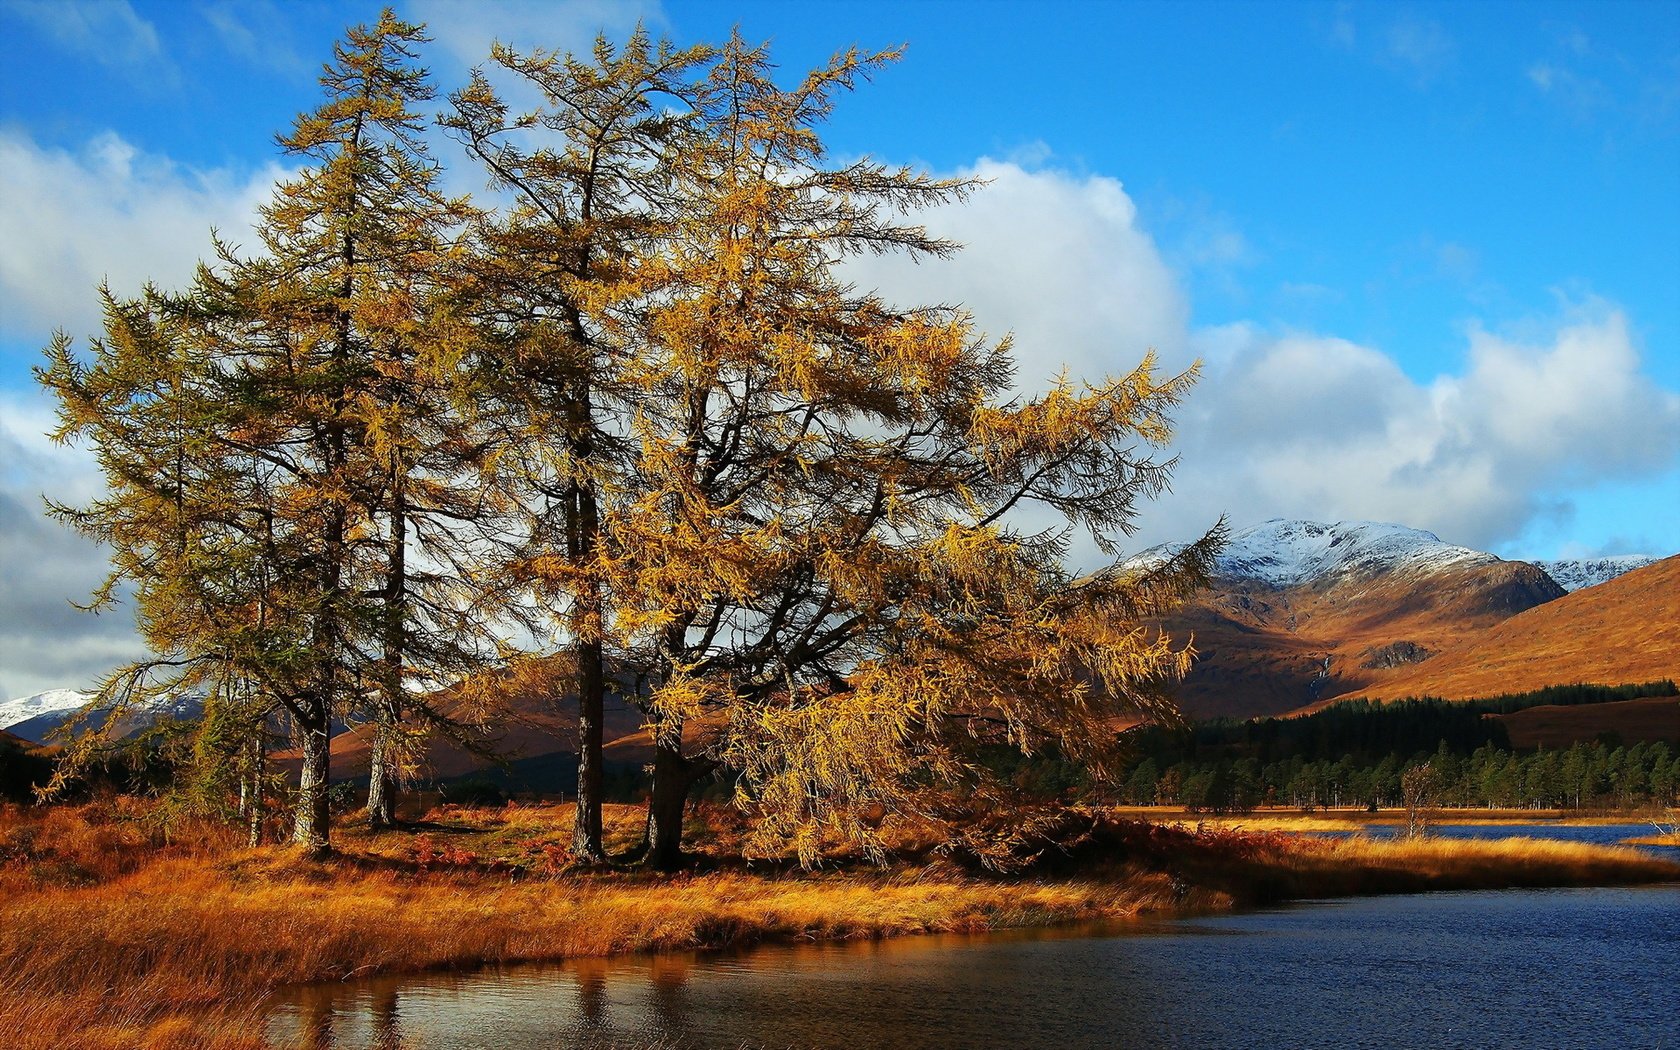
[
  {"left": 1109, "top": 805, "right": 1661, "bottom": 829},
  {"left": 3, "top": 801, "right": 1676, "bottom": 1049},
  {"left": 1622, "top": 831, "right": 1680, "bottom": 847},
  {"left": 1178, "top": 814, "right": 1368, "bottom": 832},
  {"left": 1281, "top": 834, "right": 1680, "bottom": 893}
]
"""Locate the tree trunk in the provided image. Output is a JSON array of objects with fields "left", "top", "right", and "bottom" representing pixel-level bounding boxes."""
[
  {"left": 569, "top": 415, "right": 606, "bottom": 862},
  {"left": 246, "top": 735, "right": 266, "bottom": 847},
  {"left": 572, "top": 635, "right": 606, "bottom": 861},
  {"left": 369, "top": 389, "right": 408, "bottom": 832},
  {"left": 366, "top": 711, "right": 396, "bottom": 829},
  {"left": 644, "top": 728, "right": 691, "bottom": 872},
  {"left": 292, "top": 708, "right": 331, "bottom": 855}
]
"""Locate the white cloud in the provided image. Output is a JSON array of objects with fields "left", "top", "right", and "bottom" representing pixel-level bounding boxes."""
[
  {"left": 0, "top": 129, "right": 282, "bottom": 698},
  {"left": 840, "top": 158, "right": 1679, "bottom": 563},
  {"left": 0, "top": 127, "right": 285, "bottom": 341},
  {"left": 4, "top": 0, "right": 175, "bottom": 83},
  {"left": 1153, "top": 304, "right": 1680, "bottom": 551},
  {"left": 845, "top": 158, "right": 1192, "bottom": 392},
  {"left": 0, "top": 391, "right": 146, "bottom": 700}
]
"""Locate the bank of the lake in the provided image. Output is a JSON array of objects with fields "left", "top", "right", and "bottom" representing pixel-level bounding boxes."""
[
  {"left": 3, "top": 802, "right": 1677, "bottom": 1050},
  {"left": 271, "top": 884, "right": 1680, "bottom": 1050}
]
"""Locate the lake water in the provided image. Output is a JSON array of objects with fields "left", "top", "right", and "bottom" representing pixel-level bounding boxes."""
[
  {"left": 269, "top": 827, "right": 1680, "bottom": 1050},
  {"left": 1355, "top": 820, "right": 1675, "bottom": 850}
]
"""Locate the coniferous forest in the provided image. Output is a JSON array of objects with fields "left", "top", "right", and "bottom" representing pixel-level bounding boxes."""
[{"left": 1112, "top": 682, "right": 1680, "bottom": 812}]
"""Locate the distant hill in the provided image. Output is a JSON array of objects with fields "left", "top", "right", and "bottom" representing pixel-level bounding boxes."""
[
  {"left": 1355, "top": 554, "right": 1680, "bottom": 703},
  {"left": 288, "top": 655, "right": 674, "bottom": 788},
  {"left": 1136, "top": 520, "right": 1567, "bottom": 718},
  {"left": 1494, "top": 696, "right": 1679, "bottom": 749}
]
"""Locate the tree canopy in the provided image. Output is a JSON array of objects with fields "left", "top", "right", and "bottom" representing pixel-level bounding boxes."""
[{"left": 38, "top": 12, "right": 1220, "bottom": 868}]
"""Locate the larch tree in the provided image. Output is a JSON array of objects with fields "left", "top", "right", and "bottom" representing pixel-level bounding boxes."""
[
  {"left": 597, "top": 35, "right": 1223, "bottom": 869},
  {"left": 195, "top": 9, "right": 490, "bottom": 845},
  {"left": 40, "top": 17, "right": 1217, "bottom": 869},
  {"left": 441, "top": 31, "right": 712, "bottom": 862},
  {"left": 40, "top": 11, "right": 488, "bottom": 852},
  {"left": 37, "top": 287, "right": 308, "bottom": 823}
]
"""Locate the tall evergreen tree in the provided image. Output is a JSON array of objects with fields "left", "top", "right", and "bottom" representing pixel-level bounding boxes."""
[{"left": 42, "top": 11, "right": 486, "bottom": 852}]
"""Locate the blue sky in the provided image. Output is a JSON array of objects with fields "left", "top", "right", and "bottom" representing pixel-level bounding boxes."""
[{"left": 1, "top": 0, "right": 1677, "bottom": 696}]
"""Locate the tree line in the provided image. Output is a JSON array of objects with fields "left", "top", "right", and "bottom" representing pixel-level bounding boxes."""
[
  {"left": 1115, "top": 739, "right": 1679, "bottom": 813},
  {"left": 1158, "top": 681, "right": 1678, "bottom": 767},
  {"left": 37, "top": 12, "right": 1220, "bottom": 869},
  {"left": 1101, "top": 682, "right": 1680, "bottom": 812}
]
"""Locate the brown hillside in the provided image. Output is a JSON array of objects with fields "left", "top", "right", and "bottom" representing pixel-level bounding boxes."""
[
  {"left": 1358, "top": 555, "right": 1680, "bottom": 702},
  {"left": 1165, "top": 560, "right": 1563, "bottom": 719},
  {"left": 286, "top": 656, "right": 648, "bottom": 782},
  {"left": 1495, "top": 697, "right": 1680, "bottom": 749}
]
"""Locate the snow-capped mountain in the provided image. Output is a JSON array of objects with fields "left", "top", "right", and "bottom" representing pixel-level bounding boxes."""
[
  {"left": 0, "top": 688, "right": 204, "bottom": 745},
  {"left": 1133, "top": 519, "right": 1499, "bottom": 589},
  {"left": 1131, "top": 519, "right": 1571, "bottom": 720},
  {"left": 0, "top": 689, "right": 91, "bottom": 735},
  {"left": 1536, "top": 556, "right": 1657, "bottom": 593},
  {"left": 1212, "top": 519, "right": 1498, "bottom": 587}
]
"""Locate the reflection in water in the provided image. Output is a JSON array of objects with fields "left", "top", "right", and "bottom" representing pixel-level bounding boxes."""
[
  {"left": 574, "top": 959, "right": 609, "bottom": 1033},
  {"left": 295, "top": 989, "right": 333, "bottom": 1050},
  {"left": 269, "top": 885, "right": 1680, "bottom": 1050},
  {"left": 370, "top": 986, "right": 400, "bottom": 1050}
]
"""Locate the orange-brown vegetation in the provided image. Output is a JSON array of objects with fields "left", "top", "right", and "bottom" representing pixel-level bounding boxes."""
[
  {"left": 1164, "top": 553, "right": 1680, "bottom": 722},
  {"left": 1161, "top": 559, "right": 1565, "bottom": 718},
  {"left": 4, "top": 801, "right": 1677, "bottom": 1049},
  {"left": 1623, "top": 832, "right": 1680, "bottom": 847},
  {"left": 1360, "top": 555, "right": 1680, "bottom": 702},
  {"left": 1495, "top": 695, "right": 1680, "bottom": 748}
]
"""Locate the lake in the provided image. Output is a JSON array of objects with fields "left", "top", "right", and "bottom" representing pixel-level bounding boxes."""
[{"left": 269, "top": 828, "right": 1680, "bottom": 1050}]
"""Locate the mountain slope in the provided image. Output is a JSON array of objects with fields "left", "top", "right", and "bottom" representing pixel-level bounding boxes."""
[
  {"left": 1355, "top": 555, "right": 1680, "bottom": 702},
  {"left": 1143, "top": 520, "right": 1566, "bottom": 718},
  {"left": 1535, "top": 555, "right": 1658, "bottom": 592},
  {"left": 0, "top": 688, "right": 206, "bottom": 745},
  {"left": 0, "top": 689, "right": 90, "bottom": 736}
]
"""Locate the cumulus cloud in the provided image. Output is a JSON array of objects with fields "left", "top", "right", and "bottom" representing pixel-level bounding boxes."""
[
  {"left": 844, "top": 158, "right": 1192, "bottom": 391},
  {"left": 1157, "top": 305, "right": 1680, "bottom": 551},
  {"left": 0, "top": 129, "right": 282, "bottom": 698},
  {"left": 0, "top": 128, "right": 285, "bottom": 342},
  {"left": 840, "top": 157, "right": 1679, "bottom": 563}
]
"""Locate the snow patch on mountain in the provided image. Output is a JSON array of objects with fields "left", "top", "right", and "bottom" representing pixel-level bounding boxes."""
[
  {"left": 1537, "top": 555, "right": 1657, "bottom": 592},
  {"left": 1, "top": 687, "right": 206, "bottom": 743},
  {"left": 1130, "top": 519, "right": 1498, "bottom": 588},
  {"left": 0, "top": 688, "right": 92, "bottom": 733}
]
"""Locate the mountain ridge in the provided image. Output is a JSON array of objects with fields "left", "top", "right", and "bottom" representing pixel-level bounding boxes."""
[{"left": 1137, "top": 519, "right": 1663, "bottom": 719}]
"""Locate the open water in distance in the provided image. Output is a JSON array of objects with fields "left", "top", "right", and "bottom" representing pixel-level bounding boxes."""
[
  {"left": 269, "top": 828, "right": 1680, "bottom": 1050},
  {"left": 1338, "top": 821, "right": 1676, "bottom": 850}
]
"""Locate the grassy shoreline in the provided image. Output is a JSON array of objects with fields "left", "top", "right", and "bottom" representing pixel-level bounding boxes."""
[{"left": 4, "top": 802, "right": 1677, "bottom": 1049}]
